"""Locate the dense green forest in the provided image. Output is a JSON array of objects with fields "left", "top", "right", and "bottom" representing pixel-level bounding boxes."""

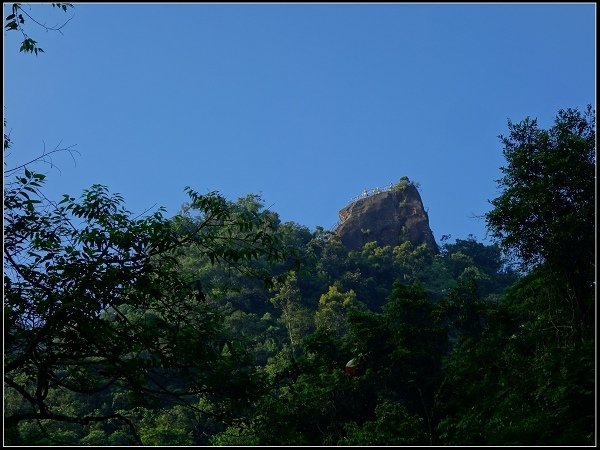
[{"left": 4, "top": 4, "right": 596, "bottom": 446}]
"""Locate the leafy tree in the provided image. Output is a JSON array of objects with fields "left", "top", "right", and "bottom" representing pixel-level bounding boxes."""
[
  {"left": 391, "top": 175, "right": 421, "bottom": 191},
  {"left": 440, "top": 237, "right": 517, "bottom": 298},
  {"left": 173, "top": 192, "right": 283, "bottom": 316},
  {"left": 485, "top": 105, "right": 595, "bottom": 336},
  {"left": 438, "top": 277, "right": 487, "bottom": 340},
  {"left": 136, "top": 405, "right": 196, "bottom": 445},
  {"left": 312, "top": 231, "right": 350, "bottom": 281},
  {"left": 218, "top": 343, "right": 372, "bottom": 446},
  {"left": 314, "top": 284, "right": 363, "bottom": 338},
  {"left": 438, "top": 105, "right": 595, "bottom": 446},
  {"left": 268, "top": 271, "right": 313, "bottom": 354},
  {"left": 346, "top": 282, "right": 448, "bottom": 444},
  {"left": 3, "top": 163, "right": 283, "bottom": 442},
  {"left": 392, "top": 241, "right": 434, "bottom": 284},
  {"left": 437, "top": 267, "right": 595, "bottom": 445},
  {"left": 341, "top": 242, "right": 395, "bottom": 310},
  {"left": 339, "top": 400, "right": 428, "bottom": 445}
]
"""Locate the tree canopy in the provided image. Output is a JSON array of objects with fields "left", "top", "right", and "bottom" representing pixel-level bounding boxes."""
[
  {"left": 486, "top": 106, "right": 595, "bottom": 270},
  {"left": 485, "top": 105, "right": 595, "bottom": 337},
  {"left": 3, "top": 165, "right": 285, "bottom": 440}
]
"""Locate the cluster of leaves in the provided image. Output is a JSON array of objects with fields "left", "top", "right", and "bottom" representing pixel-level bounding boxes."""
[
  {"left": 4, "top": 3, "right": 73, "bottom": 55},
  {"left": 389, "top": 175, "right": 421, "bottom": 192}
]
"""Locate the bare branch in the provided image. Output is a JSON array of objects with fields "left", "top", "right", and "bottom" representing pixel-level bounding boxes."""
[
  {"left": 4, "top": 141, "right": 80, "bottom": 176},
  {"left": 18, "top": 5, "right": 74, "bottom": 34}
]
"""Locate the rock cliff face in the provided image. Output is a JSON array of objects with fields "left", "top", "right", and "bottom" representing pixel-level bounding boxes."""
[{"left": 335, "top": 184, "right": 438, "bottom": 253}]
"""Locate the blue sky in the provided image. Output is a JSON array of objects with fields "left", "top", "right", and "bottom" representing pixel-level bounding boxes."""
[{"left": 3, "top": 3, "right": 596, "bottom": 244}]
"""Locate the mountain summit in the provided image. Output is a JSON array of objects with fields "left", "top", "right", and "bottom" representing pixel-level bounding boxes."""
[{"left": 334, "top": 178, "right": 438, "bottom": 253}]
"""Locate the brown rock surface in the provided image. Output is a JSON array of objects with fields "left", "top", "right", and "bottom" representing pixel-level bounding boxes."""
[{"left": 335, "top": 184, "right": 438, "bottom": 253}]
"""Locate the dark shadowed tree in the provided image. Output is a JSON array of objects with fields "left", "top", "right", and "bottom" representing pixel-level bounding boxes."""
[
  {"left": 3, "top": 164, "right": 284, "bottom": 441},
  {"left": 485, "top": 105, "right": 595, "bottom": 336}
]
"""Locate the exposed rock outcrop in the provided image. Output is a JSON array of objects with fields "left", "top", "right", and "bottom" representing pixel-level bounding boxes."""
[{"left": 335, "top": 183, "right": 438, "bottom": 253}]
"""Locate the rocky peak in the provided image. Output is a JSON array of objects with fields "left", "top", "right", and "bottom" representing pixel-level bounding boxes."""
[{"left": 334, "top": 179, "right": 438, "bottom": 253}]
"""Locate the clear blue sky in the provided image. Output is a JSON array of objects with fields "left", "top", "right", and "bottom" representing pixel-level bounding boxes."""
[{"left": 3, "top": 3, "right": 596, "bottom": 244}]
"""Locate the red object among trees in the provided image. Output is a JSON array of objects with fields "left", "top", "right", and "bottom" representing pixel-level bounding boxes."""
[{"left": 344, "top": 358, "right": 358, "bottom": 376}]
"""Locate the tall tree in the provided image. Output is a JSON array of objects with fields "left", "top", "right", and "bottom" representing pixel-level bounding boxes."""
[
  {"left": 346, "top": 281, "right": 448, "bottom": 444},
  {"left": 269, "top": 271, "right": 312, "bottom": 354},
  {"left": 485, "top": 105, "right": 595, "bottom": 336},
  {"left": 438, "top": 105, "right": 596, "bottom": 445},
  {"left": 314, "top": 283, "right": 363, "bottom": 338}
]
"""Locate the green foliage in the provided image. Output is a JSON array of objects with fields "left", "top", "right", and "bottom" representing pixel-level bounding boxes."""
[
  {"left": 19, "top": 37, "right": 44, "bottom": 55},
  {"left": 437, "top": 261, "right": 594, "bottom": 446},
  {"left": 440, "top": 236, "right": 517, "bottom": 298},
  {"left": 315, "top": 284, "right": 363, "bottom": 338},
  {"left": 343, "top": 282, "right": 448, "bottom": 443},
  {"left": 232, "top": 360, "right": 367, "bottom": 446},
  {"left": 391, "top": 175, "right": 421, "bottom": 191},
  {"left": 437, "top": 277, "right": 487, "bottom": 339},
  {"left": 210, "top": 422, "right": 261, "bottom": 446},
  {"left": 391, "top": 175, "right": 411, "bottom": 191},
  {"left": 486, "top": 105, "right": 595, "bottom": 338},
  {"left": 269, "top": 271, "right": 313, "bottom": 353},
  {"left": 137, "top": 406, "right": 195, "bottom": 445},
  {"left": 486, "top": 106, "right": 595, "bottom": 272},
  {"left": 3, "top": 163, "right": 285, "bottom": 442},
  {"left": 340, "top": 400, "right": 428, "bottom": 445},
  {"left": 392, "top": 241, "right": 433, "bottom": 283},
  {"left": 433, "top": 107, "right": 595, "bottom": 446}
]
